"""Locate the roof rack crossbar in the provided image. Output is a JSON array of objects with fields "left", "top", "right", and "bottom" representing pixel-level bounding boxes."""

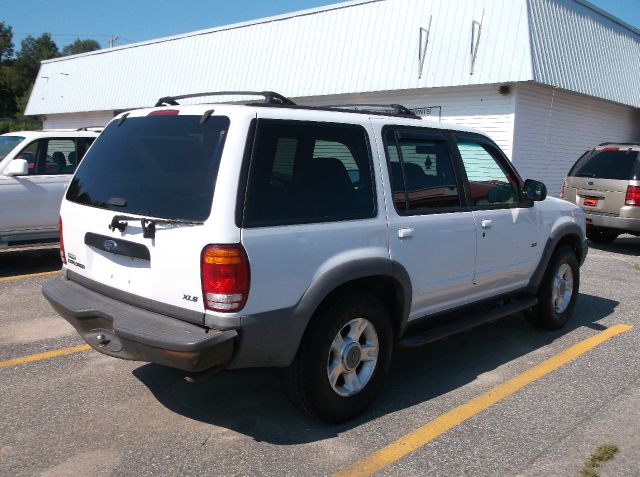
[
  {"left": 322, "top": 103, "right": 421, "bottom": 119},
  {"left": 155, "top": 91, "right": 296, "bottom": 107},
  {"left": 598, "top": 142, "right": 640, "bottom": 147}
]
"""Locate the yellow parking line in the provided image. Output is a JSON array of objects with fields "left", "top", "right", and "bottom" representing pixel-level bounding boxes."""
[
  {"left": 0, "top": 344, "right": 91, "bottom": 369},
  {"left": 334, "top": 323, "right": 632, "bottom": 477},
  {"left": 0, "top": 270, "right": 60, "bottom": 283}
]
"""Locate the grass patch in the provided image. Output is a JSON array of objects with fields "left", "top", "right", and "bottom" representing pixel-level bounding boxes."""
[{"left": 580, "top": 444, "right": 619, "bottom": 477}]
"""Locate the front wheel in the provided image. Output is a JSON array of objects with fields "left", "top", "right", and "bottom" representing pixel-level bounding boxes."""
[
  {"left": 528, "top": 246, "right": 579, "bottom": 330},
  {"left": 283, "top": 292, "right": 393, "bottom": 422}
]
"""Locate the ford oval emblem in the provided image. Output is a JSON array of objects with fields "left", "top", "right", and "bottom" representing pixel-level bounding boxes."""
[{"left": 104, "top": 239, "right": 118, "bottom": 251}]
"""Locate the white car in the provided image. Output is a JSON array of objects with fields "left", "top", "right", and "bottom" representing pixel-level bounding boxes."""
[
  {"left": 0, "top": 129, "right": 100, "bottom": 249},
  {"left": 43, "top": 92, "right": 586, "bottom": 422}
]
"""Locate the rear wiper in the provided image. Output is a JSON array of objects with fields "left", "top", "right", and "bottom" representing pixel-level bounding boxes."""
[
  {"left": 574, "top": 172, "right": 595, "bottom": 178},
  {"left": 109, "top": 215, "right": 203, "bottom": 239}
]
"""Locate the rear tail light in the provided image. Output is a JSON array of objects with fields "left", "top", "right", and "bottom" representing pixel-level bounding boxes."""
[
  {"left": 560, "top": 179, "right": 567, "bottom": 199},
  {"left": 58, "top": 217, "right": 67, "bottom": 264},
  {"left": 625, "top": 185, "right": 640, "bottom": 206},
  {"left": 201, "top": 245, "right": 250, "bottom": 312}
]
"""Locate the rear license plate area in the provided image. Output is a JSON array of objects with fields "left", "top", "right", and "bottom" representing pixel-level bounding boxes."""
[{"left": 583, "top": 197, "right": 599, "bottom": 207}]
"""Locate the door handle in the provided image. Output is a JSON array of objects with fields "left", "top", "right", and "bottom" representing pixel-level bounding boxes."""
[
  {"left": 481, "top": 219, "right": 492, "bottom": 229},
  {"left": 398, "top": 227, "right": 414, "bottom": 239}
]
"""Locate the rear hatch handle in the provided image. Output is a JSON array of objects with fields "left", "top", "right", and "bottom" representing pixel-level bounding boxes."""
[{"left": 109, "top": 215, "right": 204, "bottom": 239}]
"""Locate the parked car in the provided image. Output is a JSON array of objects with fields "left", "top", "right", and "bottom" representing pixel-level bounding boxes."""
[
  {"left": 0, "top": 129, "right": 101, "bottom": 249},
  {"left": 43, "top": 92, "right": 586, "bottom": 422},
  {"left": 561, "top": 142, "right": 640, "bottom": 243}
]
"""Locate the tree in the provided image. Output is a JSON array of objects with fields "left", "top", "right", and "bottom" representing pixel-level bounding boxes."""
[
  {"left": 62, "top": 38, "right": 101, "bottom": 56},
  {"left": 14, "top": 33, "right": 59, "bottom": 91},
  {"left": 0, "top": 22, "right": 14, "bottom": 63}
]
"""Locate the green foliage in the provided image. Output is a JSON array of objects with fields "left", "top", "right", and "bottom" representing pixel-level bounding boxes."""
[
  {"left": 0, "top": 24, "right": 101, "bottom": 122},
  {"left": 14, "top": 33, "right": 60, "bottom": 92},
  {"left": 0, "top": 21, "right": 13, "bottom": 61},
  {"left": 580, "top": 444, "right": 619, "bottom": 477},
  {"left": 62, "top": 38, "right": 100, "bottom": 56}
]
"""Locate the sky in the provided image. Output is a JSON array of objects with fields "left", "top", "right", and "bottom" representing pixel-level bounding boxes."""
[{"left": 1, "top": 0, "right": 639, "bottom": 51}]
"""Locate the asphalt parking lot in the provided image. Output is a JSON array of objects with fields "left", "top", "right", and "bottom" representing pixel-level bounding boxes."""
[{"left": 1, "top": 238, "right": 639, "bottom": 477}]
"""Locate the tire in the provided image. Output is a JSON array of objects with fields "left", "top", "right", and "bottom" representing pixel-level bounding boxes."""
[
  {"left": 586, "top": 228, "right": 618, "bottom": 244},
  {"left": 283, "top": 292, "right": 393, "bottom": 423},
  {"left": 527, "top": 246, "right": 579, "bottom": 330}
]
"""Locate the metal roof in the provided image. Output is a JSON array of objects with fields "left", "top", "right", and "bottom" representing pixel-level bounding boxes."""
[
  {"left": 25, "top": 0, "right": 640, "bottom": 115},
  {"left": 528, "top": 0, "right": 640, "bottom": 108}
]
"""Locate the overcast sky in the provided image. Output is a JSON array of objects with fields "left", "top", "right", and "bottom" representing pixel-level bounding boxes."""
[{"left": 2, "top": 0, "right": 638, "bottom": 50}]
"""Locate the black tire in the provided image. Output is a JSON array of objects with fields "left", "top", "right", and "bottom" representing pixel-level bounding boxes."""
[
  {"left": 527, "top": 246, "right": 579, "bottom": 330},
  {"left": 283, "top": 292, "right": 393, "bottom": 423},
  {"left": 586, "top": 228, "right": 618, "bottom": 244}
]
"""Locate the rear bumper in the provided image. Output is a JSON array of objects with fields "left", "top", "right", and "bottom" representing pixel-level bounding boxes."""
[
  {"left": 585, "top": 212, "right": 640, "bottom": 233},
  {"left": 42, "top": 276, "right": 237, "bottom": 372}
]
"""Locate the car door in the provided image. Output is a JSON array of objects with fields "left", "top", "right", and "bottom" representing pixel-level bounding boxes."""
[
  {"left": 383, "top": 126, "right": 477, "bottom": 320},
  {"left": 0, "top": 138, "right": 78, "bottom": 238},
  {"left": 452, "top": 133, "right": 543, "bottom": 297}
]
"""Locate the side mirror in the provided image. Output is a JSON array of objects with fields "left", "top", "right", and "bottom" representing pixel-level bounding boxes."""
[
  {"left": 523, "top": 179, "right": 547, "bottom": 201},
  {"left": 5, "top": 159, "right": 29, "bottom": 177}
]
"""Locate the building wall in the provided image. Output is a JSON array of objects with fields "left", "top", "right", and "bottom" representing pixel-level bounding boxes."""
[
  {"left": 299, "top": 84, "right": 516, "bottom": 157},
  {"left": 512, "top": 82, "right": 640, "bottom": 195},
  {"left": 528, "top": 0, "right": 640, "bottom": 108},
  {"left": 43, "top": 111, "right": 115, "bottom": 129},
  {"left": 26, "top": 0, "right": 534, "bottom": 116}
]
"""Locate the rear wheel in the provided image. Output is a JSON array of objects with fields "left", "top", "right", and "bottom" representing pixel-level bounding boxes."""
[
  {"left": 586, "top": 228, "right": 618, "bottom": 244},
  {"left": 528, "top": 246, "right": 579, "bottom": 330},
  {"left": 283, "top": 292, "right": 393, "bottom": 423}
]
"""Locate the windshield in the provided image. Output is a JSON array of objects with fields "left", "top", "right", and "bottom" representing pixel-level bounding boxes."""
[
  {"left": 569, "top": 149, "right": 639, "bottom": 180},
  {"left": 0, "top": 136, "right": 25, "bottom": 160},
  {"left": 66, "top": 115, "right": 230, "bottom": 221}
]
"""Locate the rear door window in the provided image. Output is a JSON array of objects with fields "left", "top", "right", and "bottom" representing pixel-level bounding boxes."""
[
  {"left": 569, "top": 149, "right": 639, "bottom": 180},
  {"left": 43, "top": 139, "right": 76, "bottom": 175},
  {"left": 243, "top": 120, "right": 376, "bottom": 227},
  {"left": 66, "top": 115, "right": 230, "bottom": 221}
]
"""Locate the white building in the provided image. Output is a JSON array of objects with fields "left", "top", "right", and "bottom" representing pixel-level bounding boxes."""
[{"left": 25, "top": 0, "right": 640, "bottom": 194}]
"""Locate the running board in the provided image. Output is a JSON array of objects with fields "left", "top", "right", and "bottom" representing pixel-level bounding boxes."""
[{"left": 398, "top": 296, "right": 538, "bottom": 349}]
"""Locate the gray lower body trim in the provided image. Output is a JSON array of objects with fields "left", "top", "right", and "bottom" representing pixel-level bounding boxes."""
[
  {"left": 67, "top": 269, "right": 204, "bottom": 325},
  {"left": 43, "top": 275, "right": 236, "bottom": 372}
]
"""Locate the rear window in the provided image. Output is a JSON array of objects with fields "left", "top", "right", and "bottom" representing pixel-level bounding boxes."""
[
  {"left": 243, "top": 120, "right": 376, "bottom": 227},
  {"left": 66, "top": 115, "right": 229, "bottom": 221},
  {"left": 568, "top": 149, "right": 639, "bottom": 180},
  {"left": 0, "top": 136, "right": 25, "bottom": 159}
]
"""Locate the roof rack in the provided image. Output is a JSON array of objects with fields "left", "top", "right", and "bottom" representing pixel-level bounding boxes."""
[
  {"left": 76, "top": 126, "right": 104, "bottom": 132},
  {"left": 322, "top": 103, "right": 421, "bottom": 119},
  {"left": 155, "top": 91, "right": 296, "bottom": 107},
  {"left": 598, "top": 142, "right": 640, "bottom": 147}
]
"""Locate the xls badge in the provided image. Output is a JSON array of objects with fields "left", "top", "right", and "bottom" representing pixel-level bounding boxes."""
[{"left": 67, "top": 252, "right": 86, "bottom": 269}]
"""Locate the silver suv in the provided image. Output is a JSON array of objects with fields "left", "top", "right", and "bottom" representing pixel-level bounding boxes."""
[
  {"left": 43, "top": 92, "right": 587, "bottom": 422},
  {"left": 562, "top": 143, "right": 640, "bottom": 243},
  {"left": 0, "top": 129, "right": 100, "bottom": 249}
]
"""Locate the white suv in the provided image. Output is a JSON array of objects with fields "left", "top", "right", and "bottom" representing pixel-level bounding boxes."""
[
  {"left": 43, "top": 92, "right": 587, "bottom": 422},
  {"left": 0, "top": 129, "right": 100, "bottom": 249}
]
